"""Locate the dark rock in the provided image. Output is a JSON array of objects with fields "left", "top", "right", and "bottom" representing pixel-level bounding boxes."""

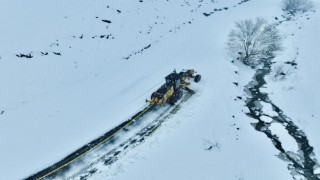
[
  {"left": 16, "top": 53, "right": 33, "bottom": 58},
  {"left": 102, "top": 19, "right": 112, "bottom": 23},
  {"left": 53, "top": 52, "right": 61, "bottom": 56}
]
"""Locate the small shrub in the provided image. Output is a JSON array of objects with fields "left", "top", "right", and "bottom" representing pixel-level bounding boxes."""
[{"left": 282, "top": 0, "right": 314, "bottom": 15}]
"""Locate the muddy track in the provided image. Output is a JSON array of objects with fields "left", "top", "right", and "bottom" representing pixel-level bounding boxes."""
[{"left": 245, "top": 62, "right": 320, "bottom": 179}]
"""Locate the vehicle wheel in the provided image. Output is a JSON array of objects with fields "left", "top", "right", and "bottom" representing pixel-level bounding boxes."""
[
  {"left": 177, "top": 90, "right": 183, "bottom": 100},
  {"left": 151, "top": 92, "right": 156, "bottom": 99},
  {"left": 179, "top": 72, "right": 185, "bottom": 78},
  {"left": 168, "top": 94, "right": 178, "bottom": 105},
  {"left": 168, "top": 97, "right": 176, "bottom": 105},
  {"left": 194, "top": 74, "right": 201, "bottom": 83}
]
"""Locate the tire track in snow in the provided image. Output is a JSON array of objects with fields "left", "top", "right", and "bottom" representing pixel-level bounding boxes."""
[{"left": 49, "top": 92, "right": 193, "bottom": 179}]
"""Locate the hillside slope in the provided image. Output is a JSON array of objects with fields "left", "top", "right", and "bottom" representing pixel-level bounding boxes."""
[{"left": 0, "top": 0, "right": 319, "bottom": 179}]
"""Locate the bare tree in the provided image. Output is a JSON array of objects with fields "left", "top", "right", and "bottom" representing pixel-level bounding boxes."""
[
  {"left": 227, "top": 18, "right": 282, "bottom": 68},
  {"left": 282, "top": 0, "right": 314, "bottom": 15}
]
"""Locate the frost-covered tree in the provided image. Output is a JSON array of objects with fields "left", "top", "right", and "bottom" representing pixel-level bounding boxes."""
[
  {"left": 282, "top": 0, "right": 314, "bottom": 15},
  {"left": 227, "top": 18, "right": 282, "bottom": 67}
]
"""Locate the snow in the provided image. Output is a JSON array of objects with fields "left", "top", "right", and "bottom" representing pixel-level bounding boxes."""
[
  {"left": 260, "top": 116, "right": 273, "bottom": 123},
  {"left": 266, "top": 3, "right": 320, "bottom": 162},
  {"left": 269, "top": 123, "right": 299, "bottom": 153},
  {"left": 260, "top": 102, "right": 278, "bottom": 117},
  {"left": 0, "top": 0, "right": 319, "bottom": 179}
]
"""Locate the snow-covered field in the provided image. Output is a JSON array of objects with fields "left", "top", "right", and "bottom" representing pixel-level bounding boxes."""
[
  {"left": 0, "top": 0, "right": 319, "bottom": 179},
  {"left": 266, "top": 5, "right": 320, "bottom": 174}
]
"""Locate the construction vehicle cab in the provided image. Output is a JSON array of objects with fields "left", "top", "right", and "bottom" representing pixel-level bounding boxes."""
[
  {"left": 165, "top": 70, "right": 181, "bottom": 89},
  {"left": 149, "top": 69, "right": 201, "bottom": 106}
]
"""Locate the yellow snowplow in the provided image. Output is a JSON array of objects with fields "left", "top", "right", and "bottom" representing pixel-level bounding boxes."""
[{"left": 149, "top": 69, "right": 201, "bottom": 106}]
